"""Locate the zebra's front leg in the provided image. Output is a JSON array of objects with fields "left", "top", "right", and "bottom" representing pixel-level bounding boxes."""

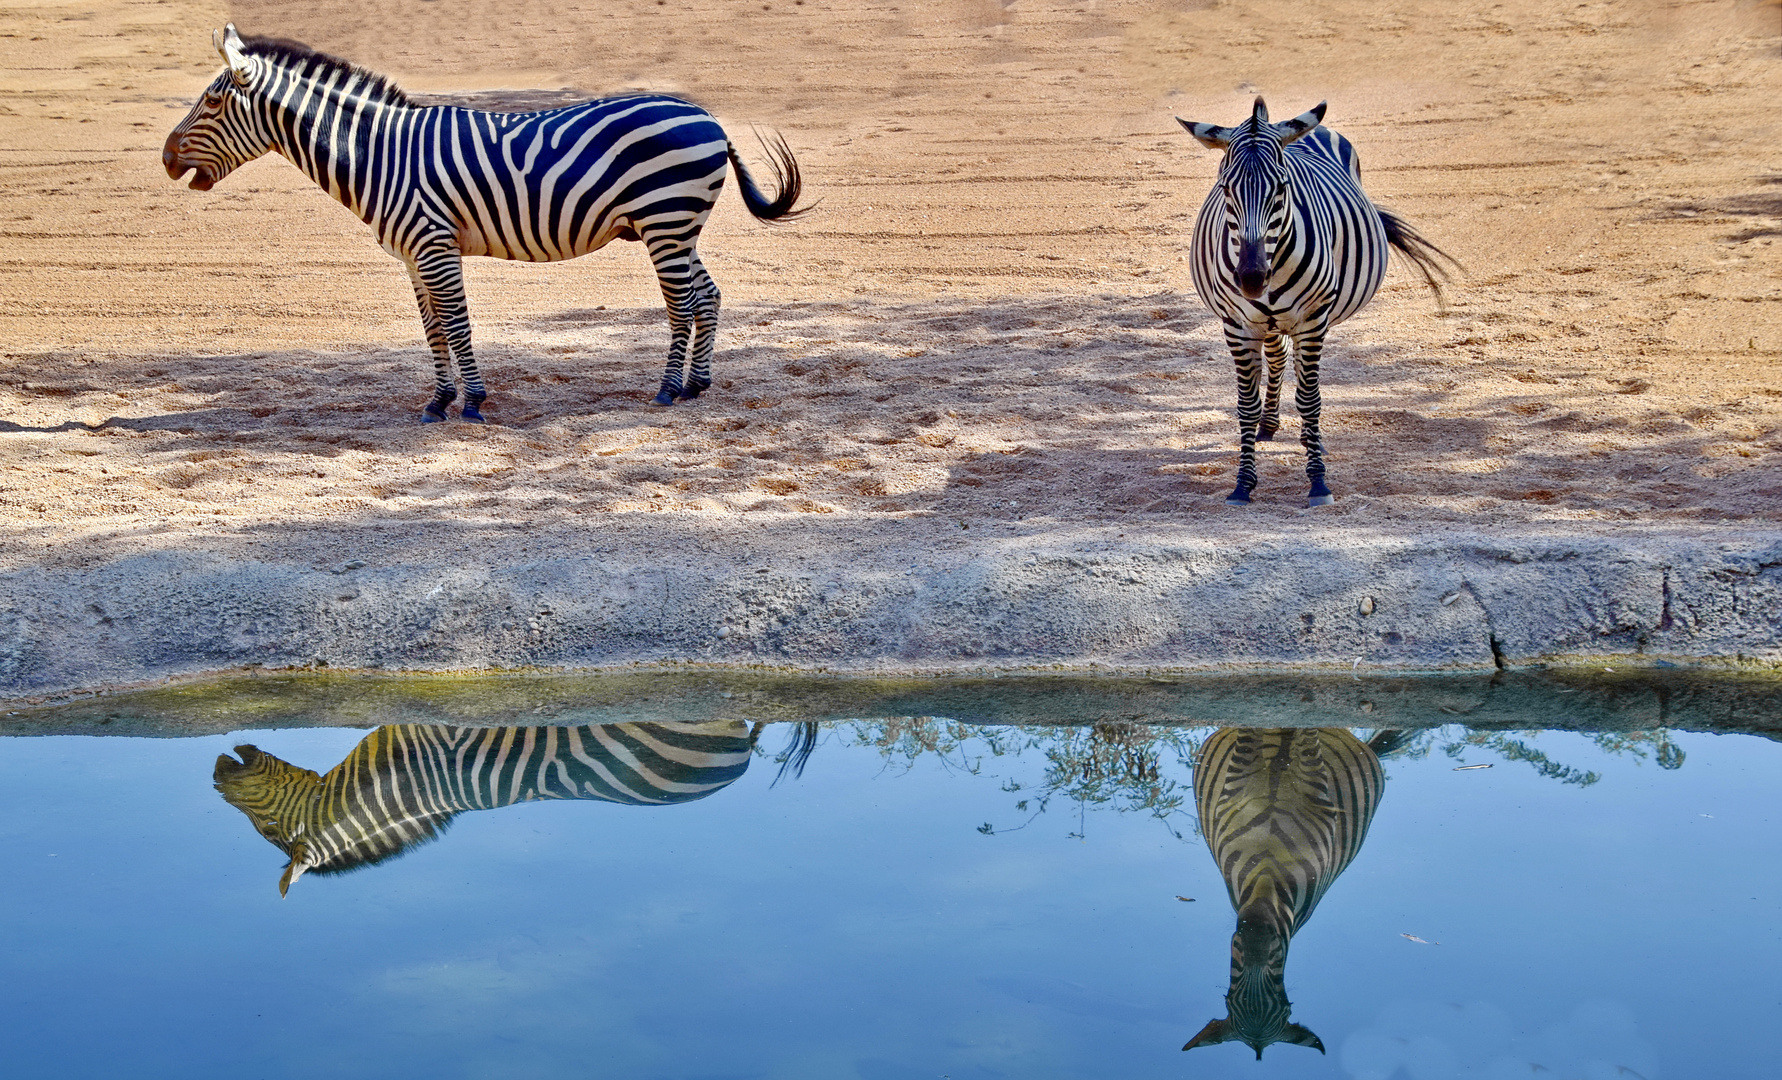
[
  {"left": 1224, "top": 327, "right": 1266, "bottom": 505},
  {"left": 1258, "top": 332, "right": 1288, "bottom": 441},
  {"left": 679, "top": 252, "right": 721, "bottom": 401},
  {"left": 647, "top": 239, "right": 698, "bottom": 406},
  {"left": 1292, "top": 326, "right": 1334, "bottom": 507},
  {"left": 406, "top": 262, "right": 455, "bottom": 423},
  {"left": 408, "top": 246, "right": 487, "bottom": 423}
]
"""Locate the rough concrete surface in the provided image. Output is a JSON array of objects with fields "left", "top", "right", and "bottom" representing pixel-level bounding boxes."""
[{"left": 3, "top": 519, "right": 1776, "bottom": 702}]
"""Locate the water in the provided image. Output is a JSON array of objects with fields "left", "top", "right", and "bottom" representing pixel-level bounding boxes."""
[{"left": 1, "top": 672, "right": 1778, "bottom": 1079}]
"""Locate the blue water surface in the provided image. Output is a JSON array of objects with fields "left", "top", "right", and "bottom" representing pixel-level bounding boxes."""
[{"left": 0, "top": 722, "right": 1776, "bottom": 1080}]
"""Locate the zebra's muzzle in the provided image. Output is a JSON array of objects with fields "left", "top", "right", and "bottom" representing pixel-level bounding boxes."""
[
  {"left": 162, "top": 137, "right": 213, "bottom": 190},
  {"left": 1237, "top": 242, "right": 1270, "bottom": 299}
]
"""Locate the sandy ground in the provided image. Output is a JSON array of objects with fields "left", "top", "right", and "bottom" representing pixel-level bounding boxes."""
[{"left": 0, "top": 1, "right": 1778, "bottom": 682}]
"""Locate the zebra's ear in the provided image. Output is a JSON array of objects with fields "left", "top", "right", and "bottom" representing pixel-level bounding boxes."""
[
  {"left": 279, "top": 843, "right": 310, "bottom": 898},
  {"left": 1182, "top": 1018, "right": 1232, "bottom": 1051},
  {"left": 1176, "top": 117, "right": 1233, "bottom": 150},
  {"left": 218, "top": 24, "right": 252, "bottom": 86},
  {"left": 1283, "top": 1022, "right": 1326, "bottom": 1054},
  {"left": 1276, "top": 102, "right": 1327, "bottom": 145}
]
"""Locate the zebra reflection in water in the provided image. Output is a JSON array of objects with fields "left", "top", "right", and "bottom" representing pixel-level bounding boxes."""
[
  {"left": 1184, "top": 727, "right": 1401, "bottom": 1059},
  {"left": 214, "top": 720, "right": 814, "bottom": 896}
]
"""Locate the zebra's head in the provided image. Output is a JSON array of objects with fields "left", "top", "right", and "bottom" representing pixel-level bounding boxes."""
[
  {"left": 1183, "top": 919, "right": 1325, "bottom": 1060},
  {"left": 1176, "top": 97, "right": 1326, "bottom": 299},
  {"left": 216, "top": 739, "right": 458, "bottom": 896},
  {"left": 213, "top": 743, "right": 328, "bottom": 897},
  {"left": 163, "top": 25, "right": 277, "bottom": 192}
]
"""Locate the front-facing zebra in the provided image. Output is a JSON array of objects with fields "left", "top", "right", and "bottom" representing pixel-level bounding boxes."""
[
  {"left": 1179, "top": 98, "right": 1453, "bottom": 506},
  {"left": 1184, "top": 727, "right": 1397, "bottom": 1059},
  {"left": 164, "top": 25, "right": 808, "bottom": 420}
]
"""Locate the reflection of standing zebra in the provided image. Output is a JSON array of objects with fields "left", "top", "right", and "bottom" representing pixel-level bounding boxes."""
[
  {"left": 164, "top": 25, "right": 807, "bottom": 419},
  {"left": 1178, "top": 98, "right": 1453, "bottom": 507},
  {"left": 1184, "top": 727, "right": 1393, "bottom": 1059},
  {"left": 215, "top": 721, "right": 766, "bottom": 896}
]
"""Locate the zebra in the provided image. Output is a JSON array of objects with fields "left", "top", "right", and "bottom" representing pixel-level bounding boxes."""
[
  {"left": 1178, "top": 98, "right": 1454, "bottom": 507},
  {"left": 1182, "top": 727, "right": 1400, "bottom": 1059},
  {"left": 213, "top": 719, "right": 813, "bottom": 896},
  {"left": 163, "top": 25, "right": 808, "bottom": 421}
]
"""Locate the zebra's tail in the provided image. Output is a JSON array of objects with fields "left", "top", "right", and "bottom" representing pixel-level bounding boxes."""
[
  {"left": 727, "top": 131, "right": 814, "bottom": 222},
  {"left": 1378, "top": 206, "right": 1459, "bottom": 306},
  {"left": 771, "top": 721, "right": 821, "bottom": 786}
]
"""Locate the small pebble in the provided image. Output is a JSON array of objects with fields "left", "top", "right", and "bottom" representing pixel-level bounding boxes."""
[
  {"left": 1440, "top": 592, "right": 1461, "bottom": 606},
  {"left": 717, "top": 626, "right": 732, "bottom": 639},
  {"left": 1359, "top": 596, "right": 1375, "bottom": 616}
]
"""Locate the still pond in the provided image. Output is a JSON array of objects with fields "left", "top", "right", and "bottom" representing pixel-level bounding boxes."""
[{"left": 2, "top": 671, "right": 1777, "bottom": 1079}]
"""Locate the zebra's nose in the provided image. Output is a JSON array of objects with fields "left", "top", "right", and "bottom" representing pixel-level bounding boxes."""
[
  {"left": 1237, "top": 269, "right": 1268, "bottom": 298},
  {"left": 162, "top": 136, "right": 181, "bottom": 178}
]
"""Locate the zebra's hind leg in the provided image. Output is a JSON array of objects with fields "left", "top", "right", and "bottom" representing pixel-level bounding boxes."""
[
  {"left": 678, "top": 253, "right": 721, "bottom": 401},
  {"left": 646, "top": 235, "right": 700, "bottom": 406},
  {"left": 1224, "top": 327, "right": 1266, "bottom": 505},
  {"left": 1258, "top": 332, "right": 1288, "bottom": 441},
  {"left": 1292, "top": 326, "right": 1334, "bottom": 507}
]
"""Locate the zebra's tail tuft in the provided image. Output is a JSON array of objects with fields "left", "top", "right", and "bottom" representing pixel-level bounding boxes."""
[
  {"left": 728, "top": 130, "right": 815, "bottom": 223},
  {"left": 1378, "top": 206, "right": 1459, "bottom": 307},
  {"left": 771, "top": 721, "right": 821, "bottom": 786}
]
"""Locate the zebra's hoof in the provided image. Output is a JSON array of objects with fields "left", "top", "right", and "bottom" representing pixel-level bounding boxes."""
[
  {"left": 1307, "top": 479, "right": 1334, "bottom": 508},
  {"left": 677, "top": 379, "right": 711, "bottom": 401},
  {"left": 651, "top": 390, "right": 677, "bottom": 407},
  {"left": 422, "top": 402, "right": 450, "bottom": 424},
  {"left": 1257, "top": 425, "right": 1278, "bottom": 442},
  {"left": 461, "top": 404, "right": 486, "bottom": 423},
  {"left": 1225, "top": 485, "right": 1253, "bottom": 506}
]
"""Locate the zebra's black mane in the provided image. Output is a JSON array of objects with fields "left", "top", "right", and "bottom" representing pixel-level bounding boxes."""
[
  {"left": 240, "top": 34, "right": 413, "bottom": 107},
  {"left": 305, "top": 810, "right": 459, "bottom": 877}
]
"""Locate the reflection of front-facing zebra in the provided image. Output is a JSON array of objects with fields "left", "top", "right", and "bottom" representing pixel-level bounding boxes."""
[
  {"left": 1178, "top": 99, "right": 1453, "bottom": 507},
  {"left": 1184, "top": 727, "right": 1392, "bottom": 1059},
  {"left": 164, "top": 25, "right": 807, "bottom": 419},
  {"left": 214, "top": 721, "right": 763, "bottom": 896}
]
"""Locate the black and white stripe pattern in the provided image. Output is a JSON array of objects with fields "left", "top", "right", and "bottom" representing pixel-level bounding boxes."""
[
  {"left": 213, "top": 721, "right": 759, "bottom": 896},
  {"left": 1182, "top": 727, "right": 1390, "bottom": 1059},
  {"left": 164, "top": 25, "right": 806, "bottom": 419},
  {"left": 1178, "top": 98, "right": 1452, "bottom": 506}
]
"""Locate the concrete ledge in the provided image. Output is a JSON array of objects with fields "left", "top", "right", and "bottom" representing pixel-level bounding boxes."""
[
  {"left": 6, "top": 669, "right": 1780, "bottom": 741},
  {"left": 3, "top": 524, "right": 1777, "bottom": 701}
]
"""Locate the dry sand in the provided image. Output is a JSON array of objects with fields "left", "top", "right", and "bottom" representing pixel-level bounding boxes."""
[{"left": 0, "top": 0, "right": 1778, "bottom": 695}]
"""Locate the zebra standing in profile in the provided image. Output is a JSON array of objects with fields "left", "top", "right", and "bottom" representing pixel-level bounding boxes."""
[
  {"left": 1178, "top": 98, "right": 1453, "bottom": 506},
  {"left": 164, "top": 25, "right": 808, "bottom": 420},
  {"left": 1183, "top": 726, "right": 1399, "bottom": 1059},
  {"left": 213, "top": 719, "right": 812, "bottom": 896}
]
